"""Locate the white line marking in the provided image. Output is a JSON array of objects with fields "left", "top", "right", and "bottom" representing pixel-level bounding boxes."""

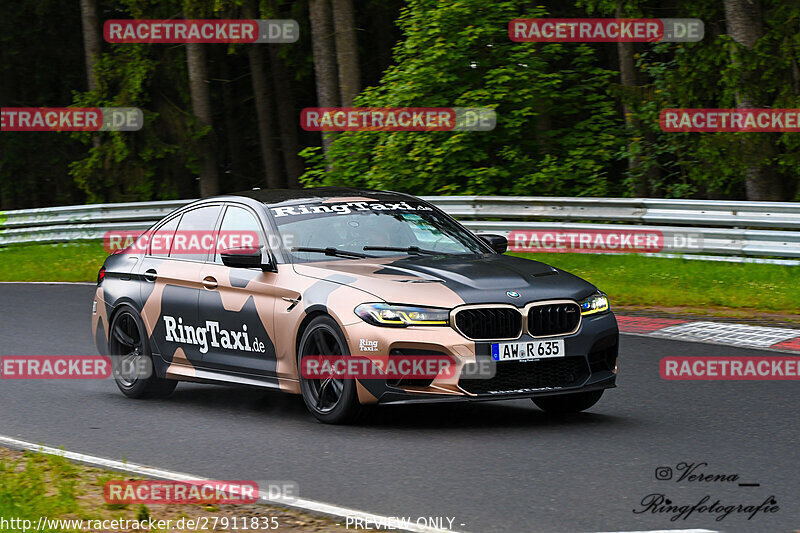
[
  {"left": 620, "top": 330, "right": 800, "bottom": 353},
  {"left": 652, "top": 321, "right": 800, "bottom": 348},
  {"left": 0, "top": 435, "right": 456, "bottom": 533},
  {"left": 0, "top": 436, "right": 724, "bottom": 533},
  {"left": 587, "top": 530, "right": 717, "bottom": 533}
]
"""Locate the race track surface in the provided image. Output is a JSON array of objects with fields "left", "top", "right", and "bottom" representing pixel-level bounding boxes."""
[{"left": 0, "top": 284, "right": 797, "bottom": 533}]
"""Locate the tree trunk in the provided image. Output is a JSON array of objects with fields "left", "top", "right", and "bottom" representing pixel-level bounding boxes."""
[
  {"left": 269, "top": 46, "right": 304, "bottom": 187},
  {"left": 79, "top": 0, "right": 100, "bottom": 91},
  {"left": 724, "top": 0, "right": 762, "bottom": 48},
  {"left": 80, "top": 0, "right": 103, "bottom": 154},
  {"left": 249, "top": 45, "right": 284, "bottom": 189},
  {"left": 332, "top": 0, "right": 361, "bottom": 106},
  {"left": 616, "top": 5, "right": 650, "bottom": 197},
  {"left": 309, "top": 0, "right": 340, "bottom": 156},
  {"left": 219, "top": 58, "right": 248, "bottom": 190},
  {"left": 186, "top": 43, "right": 220, "bottom": 197},
  {"left": 724, "top": 0, "right": 782, "bottom": 200}
]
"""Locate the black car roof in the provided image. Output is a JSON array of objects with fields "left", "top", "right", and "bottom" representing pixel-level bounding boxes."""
[{"left": 217, "top": 187, "right": 419, "bottom": 206}]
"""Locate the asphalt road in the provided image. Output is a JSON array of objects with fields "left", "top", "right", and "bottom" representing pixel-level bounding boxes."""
[{"left": 0, "top": 283, "right": 797, "bottom": 533}]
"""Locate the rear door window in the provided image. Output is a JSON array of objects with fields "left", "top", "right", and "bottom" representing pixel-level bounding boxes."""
[
  {"left": 169, "top": 205, "right": 223, "bottom": 261},
  {"left": 149, "top": 215, "right": 180, "bottom": 257}
]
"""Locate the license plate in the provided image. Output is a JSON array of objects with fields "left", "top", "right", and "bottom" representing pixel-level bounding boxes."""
[{"left": 491, "top": 340, "right": 565, "bottom": 362}]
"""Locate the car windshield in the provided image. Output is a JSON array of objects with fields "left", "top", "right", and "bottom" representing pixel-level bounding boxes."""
[{"left": 268, "top": 200, "right": 486, "bottom": 262}]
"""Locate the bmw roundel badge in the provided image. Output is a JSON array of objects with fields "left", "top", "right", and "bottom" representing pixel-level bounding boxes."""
[{"left": 506, "top": 291, "right": 520, "bottom": 298}]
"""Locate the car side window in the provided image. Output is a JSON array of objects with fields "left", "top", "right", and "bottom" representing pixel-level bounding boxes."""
[
  {"left": 170, "top": 205, "right": 222, "bottom": 261},
  {"left": 149, "top": 215, "right": 180, "bottom": 257},
  {"left": 214, "top": 205, "right": 264, "bottom": 264}
]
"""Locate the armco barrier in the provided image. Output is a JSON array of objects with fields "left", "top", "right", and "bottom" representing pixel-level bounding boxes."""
[{"left": 0, "top": 196, "right": 798, "bottom": 262}]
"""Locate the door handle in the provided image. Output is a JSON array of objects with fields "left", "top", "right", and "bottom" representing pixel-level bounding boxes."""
[
  {"left": 143, "top": 269, "right": 157, "bottom": 282},
  {"left": 202, "top": 276, "right": 218, "bottom": 290}
]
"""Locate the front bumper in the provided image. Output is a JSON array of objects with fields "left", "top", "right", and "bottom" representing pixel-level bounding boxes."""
[{"left": 341, "top": 310, "right": 619, "bottom": 405}]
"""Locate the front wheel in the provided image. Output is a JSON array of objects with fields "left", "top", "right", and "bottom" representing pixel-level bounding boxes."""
[
  {"left": 108, "top": 305, "right": 177, "bottom": 399},
  {"left": 297, "top": 316, "right": 362, "bottom": 424},
  {"left": 532, "top": 389, "right": 603, "bottom": 414}
]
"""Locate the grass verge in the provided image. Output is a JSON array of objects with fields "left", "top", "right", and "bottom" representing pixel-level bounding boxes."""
[
  {"left": 0, "top": 243, "right": 107, "bottom": 282},
  {"left": 0, "top": 446, "right": 366, "bottom": 532},
  {"left": 511, "top": 252, "right": 799, "bottom": 317}
]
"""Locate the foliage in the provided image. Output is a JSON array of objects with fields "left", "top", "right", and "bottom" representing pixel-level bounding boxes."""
[
  {"left": 2, "top": 0, "right": 799, "bottom": 207},
  {"left": 0, "top": 0, "right": 87, "bottom": 209},
  {"left": 300, "top": 0, "right": 623, "bottom": 196},
  {"left": 620, "top": 0, "right": 800, "bottom": 199}
]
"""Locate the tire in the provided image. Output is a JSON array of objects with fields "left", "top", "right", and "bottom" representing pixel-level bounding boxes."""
[
  {"left": 297, "top": 315, "right": 362, "bottom": 424},
  {"left": 532, "top": 389, "right": 604, "bottom": 414},
  {"left": 108, "top": 305, "right": 177, "bottom": 399}
]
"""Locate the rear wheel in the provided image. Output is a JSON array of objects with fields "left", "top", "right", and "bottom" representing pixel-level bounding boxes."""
[
  {"left": 297, "top": 316, "right": 361, "bottom": 424},
  {"left": 532, "top": 389, "right": 603, "bottom": 414},
  {"left": 109, "top": 306, "right": 177, "bottom": 399}
]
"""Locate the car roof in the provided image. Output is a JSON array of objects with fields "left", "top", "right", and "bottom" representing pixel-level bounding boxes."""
[{"left": 212, "top": 187, "right": 420, "bottom": 207}]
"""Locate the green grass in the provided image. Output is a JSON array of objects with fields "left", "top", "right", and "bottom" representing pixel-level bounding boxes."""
[
  {"left": 0, "top": 243, "right": 796, "bottom": 315},
  {"left": 0, "top": 451, "right": 82, "bottom": 532},
  {"left": 0, "top": 446, "right": 357, "bottom": 533},
  {"left": 511, "top": 252, "right": 800, "bottom": 314},
  {"left": 0, "top": 242, "right": 107, "bottom": 282}
]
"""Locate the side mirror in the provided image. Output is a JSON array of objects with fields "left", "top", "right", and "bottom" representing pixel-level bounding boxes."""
[
  {"left": 478, "top": 234, "right": 508, "bottom": 254},
  {"left": 220, "top": 247, "right": 274, "bottom": 271}
]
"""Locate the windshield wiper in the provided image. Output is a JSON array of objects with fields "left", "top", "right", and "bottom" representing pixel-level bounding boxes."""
[
  {"left": 363, "top": 246, "right": 454, "bottom": 256},
  {"left": 292, "top": 247, "right": 373, "bottom": 259}
]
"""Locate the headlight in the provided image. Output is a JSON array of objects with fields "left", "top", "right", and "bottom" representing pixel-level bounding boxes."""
[
  {"left": 355, "top": 303, "right": 450, "bottom": 327},
  {"left": 579, "top": 292, "right": 610, "bottom": 316}
]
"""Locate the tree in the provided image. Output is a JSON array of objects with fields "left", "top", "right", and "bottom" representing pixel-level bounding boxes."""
[
  {"left": 724, "top": 0, "right": 781, "bottom": 200},
  {"left": 578, "top": 0, "right": 655, "bottom": 197},
  {"left": 219, "top": 55, "right": 249, "bottom": 190},
  {"left": 301, "top": 0, "right": 622, "bottom": 197},
  {"left": 249, "top": 44, "right": 284, "bottom": 188},
  {"left": 308, "top": 0, "right": 340, "bottom": 156},
  {"left": 0, "top": 0, "right": 86, "bottom": 209},
  {"left": 615, "top": 3, "right": 650, "bottom": 197},
  {"left": 332, "top": 0, "right": 361, "bottom": 106},
  {"left": 186, "top": 42, "right": 220, "bottom": 197},
  {"left": 80, "top": 0, "right": 104, "bottom": 157},
  {"left": 79, "top": 0, "right": 101, "bottom": 91},
  {"left": 269, "top": 46, "right": 304, "bottom": 187}
]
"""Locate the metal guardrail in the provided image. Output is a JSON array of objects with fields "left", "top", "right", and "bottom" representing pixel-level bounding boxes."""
[
  {"left": 424, "top": 196, "right": 800, "bottom": 229},
  {"left": 1, "top": 196, "right": 798, "bottom": 263},
  {"left": 0, "top": 200, "right": 193, "bottom": 246}
]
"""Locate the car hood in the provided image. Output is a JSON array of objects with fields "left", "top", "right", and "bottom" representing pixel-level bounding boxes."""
[{"left": 292, "top": 254, "right": 599, "bottom": 306}]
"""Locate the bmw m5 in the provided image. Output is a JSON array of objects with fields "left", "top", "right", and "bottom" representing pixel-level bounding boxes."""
[{"left": 92, "top": 188, "right": 618, "bottom": 423}]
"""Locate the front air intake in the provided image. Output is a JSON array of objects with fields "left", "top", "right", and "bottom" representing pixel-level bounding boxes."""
[
  {"left": 452, "top": 307, "right": 523, "bottom": 341},
  {"left": 527, "top": 302, "right": 581, "bottom": 337}
]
